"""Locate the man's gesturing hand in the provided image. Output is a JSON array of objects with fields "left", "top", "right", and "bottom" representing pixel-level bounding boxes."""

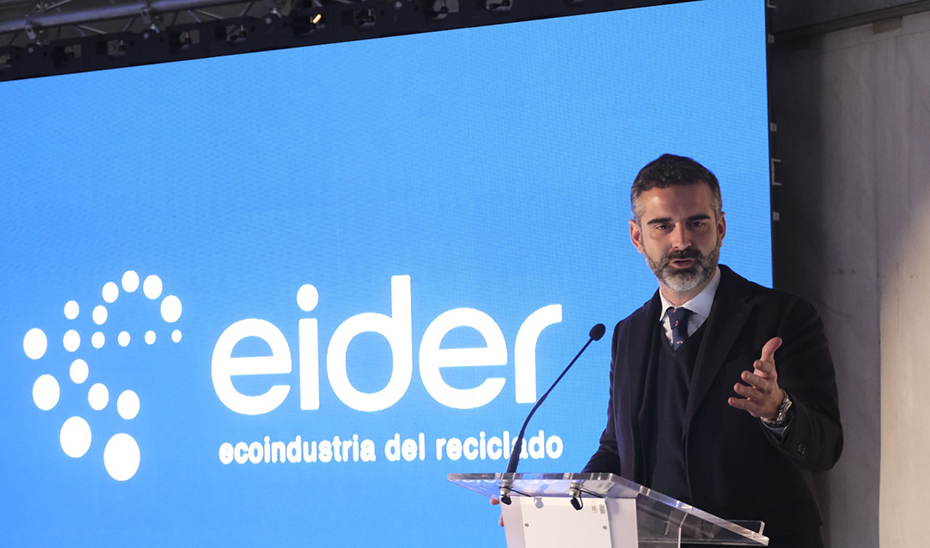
[{"left": 727, "top": 336, "right": 784, "bottom": 421}]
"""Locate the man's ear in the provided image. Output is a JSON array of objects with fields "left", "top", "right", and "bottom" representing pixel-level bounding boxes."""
[
  {"left": 717, "top": 211, "right": 726, "bottom": 245},
  {"left": 630, "top": 219, "right": 645, "bottom": 255}
]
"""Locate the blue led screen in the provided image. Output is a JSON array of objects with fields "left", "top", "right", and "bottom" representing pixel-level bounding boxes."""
[{"left": 0, "top": 1, "right": 769, "bottom": 545}]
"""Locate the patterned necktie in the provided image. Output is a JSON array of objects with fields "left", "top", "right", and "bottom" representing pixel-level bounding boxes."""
[{"left": 667, "top": 307, "right": 693, "bottom": 350}]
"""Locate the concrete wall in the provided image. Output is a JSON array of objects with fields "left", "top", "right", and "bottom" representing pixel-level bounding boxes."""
[{"left": 770, "top": 9, "right": 930, "bottom": 548}]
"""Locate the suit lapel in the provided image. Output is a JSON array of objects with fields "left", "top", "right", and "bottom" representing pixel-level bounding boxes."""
[
  {"left": 627, "top": 292, "right": 661, "bottom": 482},
  {"left": 628, "top": 292, "right": 661, "bottom": 422},
  {"left": 685, "top": 266, "right": 752, "bottom": 427}
]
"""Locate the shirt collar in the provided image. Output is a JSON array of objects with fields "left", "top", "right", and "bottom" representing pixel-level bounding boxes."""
[{"left": 658, "top": 266, "right": 721, "bottom": 319}]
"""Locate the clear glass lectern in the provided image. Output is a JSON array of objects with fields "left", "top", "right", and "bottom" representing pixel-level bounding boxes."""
[{"left": 448, "top": 473, "right": 769, "bottom": 547}]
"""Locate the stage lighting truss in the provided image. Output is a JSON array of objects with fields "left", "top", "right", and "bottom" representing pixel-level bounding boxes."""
[{"left": 0, "top": 0, "right": 691, "bottom": 80}]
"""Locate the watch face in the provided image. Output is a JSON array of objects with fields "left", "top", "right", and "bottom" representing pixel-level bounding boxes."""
[{"left": 776, "top": 395, "right": 793, "bottom": 423}]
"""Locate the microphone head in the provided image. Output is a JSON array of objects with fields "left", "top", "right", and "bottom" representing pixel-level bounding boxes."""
[{"left": 590, "top": 323, "right": 606, "bottom": 341}]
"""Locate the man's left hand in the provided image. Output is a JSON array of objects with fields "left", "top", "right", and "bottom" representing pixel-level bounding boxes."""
[{"left": 727, "top": 336, "right": 784, "bottom": 421}]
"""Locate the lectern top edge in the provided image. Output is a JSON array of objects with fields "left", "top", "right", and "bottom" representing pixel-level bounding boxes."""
[{"left": 448, "top": 472, "right": 768, "bottom": 546}]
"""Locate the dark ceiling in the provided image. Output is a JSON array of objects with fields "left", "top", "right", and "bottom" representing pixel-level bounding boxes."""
[
  {"left": 0, "top": 0, "right": 689, "bottom": 81},
  {"left": 2, "top": 0, "right": 928, "bottom": 81}
]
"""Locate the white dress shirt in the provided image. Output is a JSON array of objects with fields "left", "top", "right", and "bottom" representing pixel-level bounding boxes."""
[{"left": 658, "top": 266, "right": 721, "bottom": 343}]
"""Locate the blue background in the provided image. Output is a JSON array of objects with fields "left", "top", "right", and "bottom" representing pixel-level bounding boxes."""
[{"left": 0, "top": 1, "right": 769, "bottom": 545}]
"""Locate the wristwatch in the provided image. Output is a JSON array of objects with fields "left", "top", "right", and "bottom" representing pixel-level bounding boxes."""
[{"left": 761, "top": 391, "right": 793, "bottom": 427}]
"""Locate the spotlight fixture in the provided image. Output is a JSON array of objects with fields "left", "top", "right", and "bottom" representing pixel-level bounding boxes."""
[
  {"left": 353, "top": 8, "right": 375, "bottom": 30},
  {"left": 486, "top": 0, "right": 512, "bottom": 14},
  {"left": 106, "top": 39, "right": 127, "bottom": 60},
  {"left": 169, "top": 30, "right": 198, "bottom": 53},
  {"left": 0, "top": 52, "right": 13, "bottom": 74},
  {"left": 430, "top": 0, "right": 459, "bottom": 20},
  {"left": 293, "top": 12, "right": 324, "bottom": 36},
  {"left": 226, "top": 24, "right": 248, "bottom": 45},
  {"left": 52, "top": 44, "right": 80, "bottom": 66}
]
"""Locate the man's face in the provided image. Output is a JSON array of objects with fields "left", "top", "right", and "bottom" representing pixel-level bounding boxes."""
[{"left": 629, "top": 182, "right": 725, "bottom": 303}]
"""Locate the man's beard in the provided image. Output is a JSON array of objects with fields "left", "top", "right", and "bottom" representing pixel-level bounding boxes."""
[{"left": 646, "top": 244, "right": 719, "bottom": 294}]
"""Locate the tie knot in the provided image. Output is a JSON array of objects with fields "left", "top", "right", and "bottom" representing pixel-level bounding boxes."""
[{"left": 667, "top": 306, "right": 692, "bottom": 325}]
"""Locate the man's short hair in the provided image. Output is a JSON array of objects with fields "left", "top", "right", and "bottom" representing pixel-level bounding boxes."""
[{"left": 630, "top": 154, "right": 722, "bottom": 222}]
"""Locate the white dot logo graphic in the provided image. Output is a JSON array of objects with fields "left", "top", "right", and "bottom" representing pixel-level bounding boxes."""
[
  {"left": 122, "top": 270, "right": 140, "bottom": 292},
  {"left": 104, "top": 434, "right": 140, "bottom": 481},
  {"left": 33, "top": 374, "right": 60, "bottom": 411},
  {"left": 102, "top": 281, "right": 119, "bottom": 303},
  {"left": 117, "top": 390, "right": 140, "bottom": 420},
  {"left": 88, "top": 383, "right": 109, "bottom": 411},
  {"left": 63, "top": 329, "right": 81, "bottom": 352},
  {"left": 70, "top": 359, "right": 89, "bottom": 384},
  {"left": 143, "top": 275, "right": 162, "bottom": 300},
  {"left": 93, "top": 305, "right": 108, "bottom": 325},
  {"left": 28, "top": 269, "right": 183, "bottom": 483},
  {"left": 160, "top": 295, "right": 182, "bottom": 323},
  {"left": 60, "top": 416, "right": 92, "bottom": 458},
  {"left": 23, "top": 328, "right": 48, "bottom": 360},
  {"left": 297, "top": 284, "right": 319, "bottom": 312}
]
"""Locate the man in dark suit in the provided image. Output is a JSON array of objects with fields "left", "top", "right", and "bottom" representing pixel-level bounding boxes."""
[{"left": 583, "top": 154, "right": 843, "bottom": 548}]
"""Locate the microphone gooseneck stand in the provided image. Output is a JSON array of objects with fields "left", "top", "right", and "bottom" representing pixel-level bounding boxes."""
[{"left": 499, "top": 323, "right": 606, "bottom": 507}]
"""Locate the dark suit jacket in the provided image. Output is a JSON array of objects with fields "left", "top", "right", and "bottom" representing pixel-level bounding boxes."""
[{"left": 583, "top": 265, "right": 843, "bottom": 538}]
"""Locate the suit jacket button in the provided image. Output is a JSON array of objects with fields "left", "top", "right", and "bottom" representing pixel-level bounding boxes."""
[{"left": 797, "top": 443, "right": 807, "bottom": 455}]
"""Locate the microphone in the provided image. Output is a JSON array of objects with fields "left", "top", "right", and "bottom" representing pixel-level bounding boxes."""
[{"left": 500, "top": 323, "right": 606, "bottom": 505}]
